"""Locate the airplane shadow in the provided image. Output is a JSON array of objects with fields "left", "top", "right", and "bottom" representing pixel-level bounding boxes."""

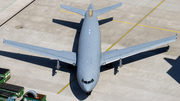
[
  {"left": 0, "top": 50, "right": 70, "bottom": 75},
  {"left": 1, "top": 16, "right": 171, "bottom": 99},
  {"left": 100, "top": 46, "right": 170, "bottom": 75},
  {"left": 53, "top": 17, "right": 113, "bottom": 100},
  {"left": 98, "top": 17, "right": 113, "bottom": 25},
  {"left": 164, "top": 56, "right": 180, "bottom": 84},
  {"left": 53, "top": 18, "right": 89, "bottom": 100},
  {"left": 0, "top": 17, "right": 114, "bottom": 100}
]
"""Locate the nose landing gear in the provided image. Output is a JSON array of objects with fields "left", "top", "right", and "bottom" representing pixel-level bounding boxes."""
[{"left": 86, "top": 91, "right": 92, "bottom": 95}]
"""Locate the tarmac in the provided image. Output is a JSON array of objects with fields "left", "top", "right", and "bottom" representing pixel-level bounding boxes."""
[{"left": 0, "top": 0, "right": 180, "bottom": 101}]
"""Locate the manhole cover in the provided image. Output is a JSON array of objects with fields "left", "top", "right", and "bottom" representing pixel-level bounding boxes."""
[{"left": 15, "top": 25, "right": 24, "bottom": 29}]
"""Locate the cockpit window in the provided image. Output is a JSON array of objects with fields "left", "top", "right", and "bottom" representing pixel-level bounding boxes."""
[{"left": 81, "top": 79, "right": 94, "bottom": 84}]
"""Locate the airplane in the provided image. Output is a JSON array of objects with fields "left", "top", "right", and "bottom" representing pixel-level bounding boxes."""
[{"left": 3, "top": 3, "right": 177, "bottom": 95}]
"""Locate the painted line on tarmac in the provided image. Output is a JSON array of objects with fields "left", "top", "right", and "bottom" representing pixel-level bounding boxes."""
[
  {"left": 106, "top": 0, "right": 166, "bottom": 51},
  {"left": 0, "top": 0, "right": 36, "bottom": 27},
  {"left": 57, "top": 77, "right": 77, "bottom": 94},
  {"left": 57, "top": 0, "right": 169, "bottom": 94},
  {"left": 98, "top": 17, "right": 180, "bottom": 34},
  {"left": 61, "top": 10, "right": 80, "bottom": 15},
  {"left": 0, "top": 0, "right": 17, "bottom": 13},
  {"left": 61, "top": 10, "right": 180, "bottom": 34}
]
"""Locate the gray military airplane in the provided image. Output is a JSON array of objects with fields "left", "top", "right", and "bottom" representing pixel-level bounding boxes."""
[{"left": 3, "top": 3, "right": 177, "bottom": 95}]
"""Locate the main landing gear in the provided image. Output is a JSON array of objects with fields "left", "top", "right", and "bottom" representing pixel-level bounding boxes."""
[
  {"left": 115, "top": 59, "right": 122, "bottom": 75},
  {"left": 119, "top": 58, "right": 123, "bottom": 67},
  {"left": 86, "top": 91, "right": 92, "bottom": 95},
  {"left": 56, "top": 60, "right": 60, "bottom": 69}
]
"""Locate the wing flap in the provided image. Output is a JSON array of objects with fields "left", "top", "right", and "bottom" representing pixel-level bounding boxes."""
[
  {"left": 101, "top": 35, "right": 177, "bottom": 65},
  {"left": 60, "top": 4, "right": 86, "bottom": 16},
  {"left": 3, "top": 39, "right": 76, "bottom": 65}
]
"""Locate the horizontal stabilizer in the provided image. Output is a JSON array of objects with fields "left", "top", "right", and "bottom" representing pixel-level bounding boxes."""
[
  {"left": 3, "top": 39, "right": 76, "bottom": 65},
  {"left": 61, "top": 4, "right": 86, "bottom": 16},
  {"left": 101, "top": 35, "right": 177, "bottom": 65},
  {"left": 99, "top": 17, "right": 113, "bottom": 25},
  {"left": 96, "top": 3, "right": 122, "bottom": 16}
]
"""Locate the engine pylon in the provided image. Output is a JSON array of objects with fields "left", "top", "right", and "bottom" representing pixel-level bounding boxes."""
[
  {"left": 56, "top": 60, "right": 60, "bottom": 69},
  {"left": 119, "top": 59, "right": 123, "bottom": 67}
]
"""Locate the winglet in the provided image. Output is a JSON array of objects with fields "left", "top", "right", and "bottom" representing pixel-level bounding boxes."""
[{"left": 176, "top": 34, "right": 178, "bottom": 39}]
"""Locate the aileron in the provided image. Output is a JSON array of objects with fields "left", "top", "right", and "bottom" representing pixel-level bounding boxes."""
[
  {"left": 101, "top": 35, "right": 177, "bottom": 65},
  {"left": 3, "top": 39, "right": 76, "bottom": 65}
]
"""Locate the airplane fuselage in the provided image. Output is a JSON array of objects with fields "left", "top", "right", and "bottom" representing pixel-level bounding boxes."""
[
  {"left": 77, "top": 4, "right": 101, "bottom": 92},
  {"left": 3, "top": 2, "right": 178, "bottom": 95}
]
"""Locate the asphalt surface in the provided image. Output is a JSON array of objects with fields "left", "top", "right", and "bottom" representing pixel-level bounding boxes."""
[{"left": 0, "top": 0, "right": 180, "bottom": 101}]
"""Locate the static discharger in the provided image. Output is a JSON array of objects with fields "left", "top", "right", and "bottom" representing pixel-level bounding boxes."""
[{"left": 88, "top": 9, "right": 93, "bottom": 20}]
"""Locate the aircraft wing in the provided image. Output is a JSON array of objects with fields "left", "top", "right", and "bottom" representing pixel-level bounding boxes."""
[
  {"left": 101, "top": 35, "right": 177, "bottom": 65},
  {"left": 3, "top": 39, "right": 76, "bottom": 66},
  {"left": 60, "top": 4, "right": 86, "bottom": 16},
  {"left": 96, "top": 3, "right": 122, "bottom": 16}
]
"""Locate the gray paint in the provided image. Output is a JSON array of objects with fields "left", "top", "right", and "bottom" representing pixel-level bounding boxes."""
[
  {"left": 3, "top": 3, "right": 177, "bottom": 93},
  {"left": 77, "top": 4, "right": 101, "bottom": 92}
]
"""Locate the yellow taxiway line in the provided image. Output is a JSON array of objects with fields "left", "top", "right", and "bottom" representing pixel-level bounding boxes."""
[
  {"left": 98, "top": 17, "right": 180, "bottom": 33},
  {"left": 57, "top": 77, "right": 77, "bottom": 94},
  {"left": 57, "top": 0, "right": 177, "bottom": 94},
  {"left": 61, "top": 10, "right": 180, "bottom": 34},
  {"left": 105, "top": 0, "right": 166, "bottom": 51}
]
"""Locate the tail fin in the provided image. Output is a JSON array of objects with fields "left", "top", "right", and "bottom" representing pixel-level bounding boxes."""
[
  {"left": 96, "top": 3, "right": 122, "bottom": 16},
  {"left": 60, "top": 4, "right": 86, "bottom": 16}
]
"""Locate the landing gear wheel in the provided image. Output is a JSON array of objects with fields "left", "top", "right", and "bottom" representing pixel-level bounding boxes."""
[
  {"left": 86, "top": 91, "right": 92, "bottom": 95},
  {"left": 68, "top": 64, "right": 77, "bottom": 70}
]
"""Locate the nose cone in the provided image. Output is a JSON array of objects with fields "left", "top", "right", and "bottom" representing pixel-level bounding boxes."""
[
  {"left": 83, "top": 85, "right": 92, "bottom": 92},
  {"left": 77, "top": 78, "right": 95, "bottom": 92}
]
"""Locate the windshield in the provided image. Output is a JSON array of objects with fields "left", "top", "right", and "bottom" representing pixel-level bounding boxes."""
[{"left": 81, "top": 79, "right": 94, "bottom": 84}]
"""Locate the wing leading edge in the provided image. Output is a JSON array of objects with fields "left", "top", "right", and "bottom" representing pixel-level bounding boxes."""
[
  {"left": 60, "top": 4, "right": 86, "bottom": 16},
  {"left": 61, "top": 3, "right": 122, "bottom": 16},
  {"left": 96, "top": 3, "right": 122, "bottom": 16},
  {"left": 101, "top": 35, "right": 177, "bottom": 65},
  {"left": 3, "top": 39, "right": 76, "bottom": 66}
]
